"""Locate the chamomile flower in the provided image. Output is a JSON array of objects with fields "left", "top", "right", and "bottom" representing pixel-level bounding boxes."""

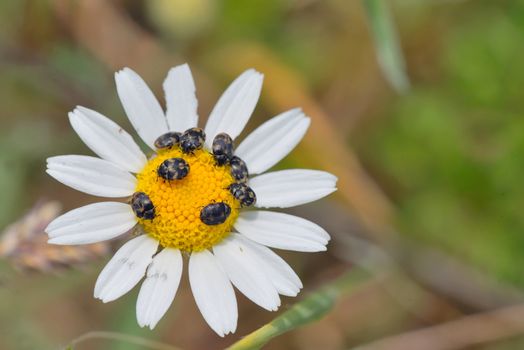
[{"left": 45, "top": 64, "right": 337, "bottom": 336}]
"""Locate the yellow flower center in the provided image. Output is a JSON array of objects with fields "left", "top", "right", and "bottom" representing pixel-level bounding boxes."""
[{"left": 134, "top": 148, "right": 239, "bottom": 252}]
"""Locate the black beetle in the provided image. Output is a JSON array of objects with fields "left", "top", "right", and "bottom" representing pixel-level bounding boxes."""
[
  {"left": 212, "top": 133, "right": 234, "bottom": 165},
  {"left": 180, "top": 127, "right": 205, "bottom": 153},
  {"left": 157, "top": 158, "right": 189, "bottom": 180},
  {"left": 229, "top": 156, "right": 249, "bottom": 183},
  {"left": 200, "top": 202, "right": 231, "bottom": 225},
  {"left": 228, "top": 183, "right": 256, "bottom": 207},
  {"left": 131, "top": 192, "right": 155, "bottom": 220},
  {"left": 154, "top": 131, "right": 181, "bottom": 149}
]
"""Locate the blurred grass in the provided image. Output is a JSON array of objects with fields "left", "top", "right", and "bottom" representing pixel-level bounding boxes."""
[
  {"left": 356, "top": 2, "right": 524, "bottom": 286},
  {"left": 0, "top": 122, "right": 57, "bottom": 227},
  {"left": 363, "top": 0, "right": 410, "bottom": 93}
]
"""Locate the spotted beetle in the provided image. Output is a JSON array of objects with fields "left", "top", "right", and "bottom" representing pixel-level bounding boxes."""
[
  {"left": 200, "top": 202, "right": 231, "bottom": 225},
  {"left": 229, "top": 156, "right": 249, "bottom": 183},
  {"left": 131, "top": 192, "right": 155, "bottom": 220},
  {"left": 212, "top": 133, "right": 234, "bottom": 165},
  {"left": 228, "top": 183, "right": 256, "bottom": 207},
  {"left": 180, "top": 127, "right": 205, "bottom": 153},
  {"left": 157, "top": 158, "right": 189, "bottom": 180},
  {"left": 154, "top": 131, "right": 181, "bottom": 149}
]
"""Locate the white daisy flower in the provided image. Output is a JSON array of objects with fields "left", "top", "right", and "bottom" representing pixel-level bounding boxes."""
[{"left": 45, "top": 64, "right": 337, "bottom": 336}]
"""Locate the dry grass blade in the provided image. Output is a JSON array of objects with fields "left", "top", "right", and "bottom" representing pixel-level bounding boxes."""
[
  {"left": 0, "top": 200, "right": 109, "bottom": 272},
  {"left": 63, "top": 331, "right": 182, "bottom": 350}
]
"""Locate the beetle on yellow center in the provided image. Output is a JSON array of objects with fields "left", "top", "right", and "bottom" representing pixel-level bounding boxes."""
[{"left": 134, "top": 147, "right": 240, "bottom": 252}]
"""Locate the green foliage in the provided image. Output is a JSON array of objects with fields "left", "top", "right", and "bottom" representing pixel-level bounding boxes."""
[
  {"left": 359, "top": 6, "right": 524, "bottom": 286},
  {"left": 218, "top": 0, "right": 286, "bottom": 41}
]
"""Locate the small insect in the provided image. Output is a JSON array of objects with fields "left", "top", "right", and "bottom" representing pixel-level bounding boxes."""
[
  {"left": 157, "top": 158, "right": 189, "bottom": 180},
  {"left": 131, "top": 192, "right": 155, "bottom": 220},
  {"left": 229, "top": 156, "right": 249, "bottom": 183},
  {"left": 180, "top": 127, "right": 205, "bottom": 153},
  {"left": 200, "top": 202, "right": 231, "bottom": 225},
  {"left": 154, "top": 131, "right": 181, "bottom": 149},
  {"left": 212, "top": 133, "right": 234, "bottom": 165},
  {"left": 228, "top": 183, "right": 256, "bottom": 207}
]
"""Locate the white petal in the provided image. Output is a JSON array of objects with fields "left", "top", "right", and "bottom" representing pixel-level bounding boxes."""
[
  {"left": 250, "top": 169, "right": 337, "bottom": 208},
  {"left": 68, "top": 106, "right": 147, "bottom": 173},
  {"left": 235, "top": 109, "right": 310, "bottom": 174},
  {"left": 46, "top": 202, "right": 136, "bottom": 245},
  {"left": 94, "top": 235, "right": 158, "bottom": 303},
  {"left": 115, "top": 68, "right": 169, "bottom": 149},
  {"left": 189, "top": 250, "right": 237, "bottom": 337},
  {"left": 204, "top": 69, "right": 263, "bottom": 147},
  {"left": 235, "top": 211, "right": 329, "bottom": 252},
  {"left": 47, "top": 155, "right": 137, "bottom": 197},
  {"left": 164, "top": 64, "right": 199, "bottom": 132},
  {"left": 236, "top": 235, "right": 302, "bottom": 297},
  {"left": 136, "top": 248, "right": 183, "bottom": 329},
  {"left": 213, "top": 234, "right": 280, "bottom": 311}
]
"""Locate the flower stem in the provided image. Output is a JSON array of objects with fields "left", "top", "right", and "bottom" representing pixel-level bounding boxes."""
[{"left": 226, "top": 270, "right": 367, "bottom": 350}]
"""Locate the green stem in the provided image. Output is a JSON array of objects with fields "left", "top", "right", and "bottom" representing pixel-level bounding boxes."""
[
  {"left": 363, "top": 0, "right": 410, "bottom": 93},
  {"left": 63, "top": 331, "right": 182, "bottom": 350},
  {"left": 226, "top": 270, "right": 366, "bottom": 350}
]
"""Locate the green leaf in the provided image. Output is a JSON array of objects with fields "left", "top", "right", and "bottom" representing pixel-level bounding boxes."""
[
  {"left": 363, "top": 0, "right": 410, "bottom": 93},
  {"left": 226, "top": 271, "right": 366, "bottom": 350}
]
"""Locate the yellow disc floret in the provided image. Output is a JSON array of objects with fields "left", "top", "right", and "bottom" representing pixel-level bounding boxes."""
[{"left": 134, "top": 148, "right": 239, "bottom": 252}]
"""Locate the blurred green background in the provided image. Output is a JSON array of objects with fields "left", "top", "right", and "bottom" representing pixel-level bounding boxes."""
[{"left": 2, "top": 0, "right": 524, "bottom": 349}]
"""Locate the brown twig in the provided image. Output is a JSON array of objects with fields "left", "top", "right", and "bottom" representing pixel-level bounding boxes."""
[
  {"left": 52, "top": 0, "right": 171, "bottom": 78},
  {"left": 399, "top": 240, "right": 524, "bottom": 310},
  {"left": 333, "top": 233, "right": 461, "bottom": 322},
  {"left": 353, "top": 303, "right": 524, "bottom": 350},
  {"left": 334, "top": 231, "right": 524, "bottom": 312}
]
